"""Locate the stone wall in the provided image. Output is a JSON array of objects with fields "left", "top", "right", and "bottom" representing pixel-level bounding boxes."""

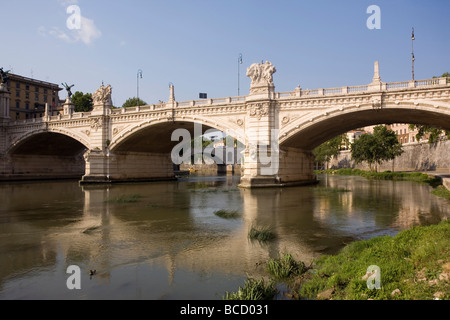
[{"left": 329, "top": 139, "right": 450, "bottom": 172}]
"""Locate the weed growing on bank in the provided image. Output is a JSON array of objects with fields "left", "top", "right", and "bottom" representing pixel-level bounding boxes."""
[
  {"left": 248, "top": 226, "right": 276, "bottom": 243},
  {"left": 224, "top": 277, "right": 277, "bottom": 300},
  {"left": 214, "top": 209, "right": 240, "bottom": 219},
  {"left": 266, "top": 253, "right": 308, "bottom": 279}
]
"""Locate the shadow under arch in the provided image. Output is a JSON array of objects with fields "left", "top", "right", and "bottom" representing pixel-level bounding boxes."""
[
  {"left": 109, "top": 116, "right": 247, "bottom": 153},
  {"left": 5, "top": 131, "right": 88, "bottom": 180},
  {"left": 280, "top": 100, "right": 450, "bottom": 150}
]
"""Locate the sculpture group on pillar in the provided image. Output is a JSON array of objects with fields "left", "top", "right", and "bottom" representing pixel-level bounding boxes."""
[
  {"left": 92, "top": 84, "right": 112, "bottom": 106},
  {"left": 246, "top": 61, "right": 276, "bottom": 87}
]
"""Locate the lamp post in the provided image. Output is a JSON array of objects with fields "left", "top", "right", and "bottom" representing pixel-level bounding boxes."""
[
  {"left": 137, "top": 69, "right": 143, "bottom": 106},
  {"left": 238, "top": 53, "right": 243, "bottom": 96},
  {"left": 411, "top": 28, "right": 415, "bottom": 81}
]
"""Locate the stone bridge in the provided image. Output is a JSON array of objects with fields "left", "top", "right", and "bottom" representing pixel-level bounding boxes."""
[{"left": 0, "top": 61, "right": 449, "bottom": 188}]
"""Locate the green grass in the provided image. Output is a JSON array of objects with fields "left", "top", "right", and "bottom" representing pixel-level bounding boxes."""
[
  {"left": 248, "top": 225, "right": 276, "bottom": 243},
  {"left": 431, "top": 185, "right": 450, "bottom": 199},
  {"left": 106, "top": 194, "right": 142, "bottom": 203},
  {"left": 266, "top": 253, "right": 308, "bottom": 279},
  {"left": 315, "top": 168, "right": 439, "bottom": 184},
  {"left": 224, "top": 277, "right": 278, "bottom": 300},
  {"left": 297, "top": 219, "right": 450, "bottom": 300},
  {"left": 214, "top": 209, "right": 240, "bottom": 219}
]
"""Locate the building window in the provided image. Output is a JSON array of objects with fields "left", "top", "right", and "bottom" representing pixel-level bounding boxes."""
[
  {"left": 16, "top": 101, "right": 19, "bottom": 108},
  {"left": 44, "top": 95, "right": 48, "bottom": 102},
  {"left": 16, "top": 112, "right": 19, "bottom": 120},
  {"left": 16, "top": 83, "right": 20, "bottom": 89},
  {"left": 35, "top": 87, "right": 39, "bottom": 93},
  {"left": 25, "top": 102, "right": 29, "bottom": 110},
  {"left": 35, "top": 93, "right": 39, "bottom": 101},
  {"left": 16, "top": 90, "right": 19, "bottom": 97},
  {"left": 44, "top": 89, "right": 48, "bottom": 94},
  {"left": 25, "top": 92, "right": 29, "bottom": 99},
  {"left": 26, "top": 85, "right": 30, "bottom": 91}
]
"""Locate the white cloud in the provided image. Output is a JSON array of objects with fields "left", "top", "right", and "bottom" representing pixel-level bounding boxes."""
[
  {"left": 76, "top": 16, "right": 102, "bottom": 45},
  {"left": 39, "top": 3, "right": 101, "bottom": 45}
]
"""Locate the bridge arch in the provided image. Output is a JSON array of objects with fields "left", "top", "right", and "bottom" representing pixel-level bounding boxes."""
[
  {"left": 109, "top": 115, "right": 247, "bottom": 153},
  {"left": 279, "top": 100, "right": 450, "bottom": 150},
  {"left": 5, "top": 129, "right": 89, "bottom": 179},
  {"left": 8, "top": 127, "right": 90, "bottom": 155}
]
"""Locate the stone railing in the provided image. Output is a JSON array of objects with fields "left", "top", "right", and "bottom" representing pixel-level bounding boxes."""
[
  {"left": 276, "top": 77, "right": 448, "bottom": 99},
  {"left": 7, "top": 77, "right": 449, "bottom": 126}
]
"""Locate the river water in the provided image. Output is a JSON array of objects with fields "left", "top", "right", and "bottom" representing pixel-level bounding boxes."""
[{"left": 0, "top": 174, "right": 448, "bottom": 300}]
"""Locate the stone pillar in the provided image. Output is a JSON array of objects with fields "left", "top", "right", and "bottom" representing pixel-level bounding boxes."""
[
  {"left": 239, "top": 61, "right": 281, "bottom": 187},
  {"left": 368, "top": 61, "right": 383, "bottom": 91},
  {"left": 62, "top": 97, "right": 74, "bottom": 116},
  {"left": 239, "top": 62, "right": 318, "bottom": 188},
  {"left": 81, "top": 84, "right": 112, "bottom": 183}
]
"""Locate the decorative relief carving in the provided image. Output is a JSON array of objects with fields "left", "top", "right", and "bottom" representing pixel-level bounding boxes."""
[
  {"left": 372, "top": 97, "right": 382, "bottom": 110},
  {"left": 82, "top": 130, "right": 91, "bottom": 136},
  {"left": 236, "top": 119, "right": 244, "bottom": 127},
  {"left": 90, "top": 118, "right": 103, "bottom": 131},
  {"left": 249, "top": 104, "right": 269, "bottom": 120}
]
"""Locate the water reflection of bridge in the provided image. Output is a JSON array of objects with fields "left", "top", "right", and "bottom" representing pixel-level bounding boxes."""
[{"left": 1, "top": 176, "right": 448, "bottom": 296}]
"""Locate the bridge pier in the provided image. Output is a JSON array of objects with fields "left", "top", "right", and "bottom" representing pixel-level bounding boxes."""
[
  {"left": 239, "top": 147, "right": 317, "bottom": 188},
  {"left": 81, "top": 150, "right": 176, "bottom": 184}
]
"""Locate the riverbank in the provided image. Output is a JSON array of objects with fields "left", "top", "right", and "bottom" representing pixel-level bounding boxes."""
[
  {"left": 314, "top": 168, "right": 450, "bottom": 196},
  {"left": 225, "top": 219, "right": 449, "bottom": 300},
  {"left": 294, "top": 219, "right": 450, "bottom": 300}
]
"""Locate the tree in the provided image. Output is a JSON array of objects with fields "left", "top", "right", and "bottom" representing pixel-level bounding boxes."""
[
  {"left": 122, "top": 97, "right": 147, "bottom": 108},
  {"left": 313, "top": 134, "right": 349, "bottom": 169},
  {"left": 408, "top": 124, "right": 450, "bottom": 144},
  {"left": 72, "top": 91, "right": 93, "bottom": 112},
  {"left": 351, "top": 125, "right": 403, "bottom": 171},
  {"left": 433, "top": 72, "right": 450, "bottom": 83}
]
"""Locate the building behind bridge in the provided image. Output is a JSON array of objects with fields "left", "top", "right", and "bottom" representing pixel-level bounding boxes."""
[{"left": 5, "top": 73, "right": 63, "bottom": 120}]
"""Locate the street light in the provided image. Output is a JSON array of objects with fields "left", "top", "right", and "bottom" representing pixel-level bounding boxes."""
[
  {"left": 238, "top": 53, "right": 243, "bottom": 96},
  {"left": 137, "top": 69, "right": 143, "bottom": 106},
  {"left": 411, "top": 28, "right": 415, "bottom": 81}
]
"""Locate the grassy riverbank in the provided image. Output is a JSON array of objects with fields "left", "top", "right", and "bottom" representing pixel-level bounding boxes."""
[
  {"left": 315, "top": 168, "right": 440, "bottom": 184},
  {"left": 297, "top": 219, "right": 450, "bottom": 300},
  {"left": 315, "top": 169, "right": 449, "bottom": 198},
  {"left": 224, "top": 220, "right": 450, "bottom": 300}
]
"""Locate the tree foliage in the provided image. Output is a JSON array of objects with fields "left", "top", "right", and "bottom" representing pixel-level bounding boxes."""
[
  {"left": 72, "top": 91, "right": 93, "bottom": 112},
  {"left": 351, "top": 125, "right": 403, "bottom": 171},
  {"left": 313, "top": 134, "right": 349, "bottom": 165},
  {"left": 122, "top": 97, "right": 147, "bottom": 108}
]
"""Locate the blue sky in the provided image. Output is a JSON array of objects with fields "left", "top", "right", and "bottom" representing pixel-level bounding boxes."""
[{"left": 2, "top": 0, "right": 449, "bottom": 107}]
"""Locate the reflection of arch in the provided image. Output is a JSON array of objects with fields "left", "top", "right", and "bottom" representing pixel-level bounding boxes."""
[
  {"left": 8, "top": 128, "right": 90, "bottom": 155},
  {"left": 109, "top": 116, "right": 247, "bottom": 153},
  {"left": 280, "top": 100, "right": 450, "bottom": 150}
]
